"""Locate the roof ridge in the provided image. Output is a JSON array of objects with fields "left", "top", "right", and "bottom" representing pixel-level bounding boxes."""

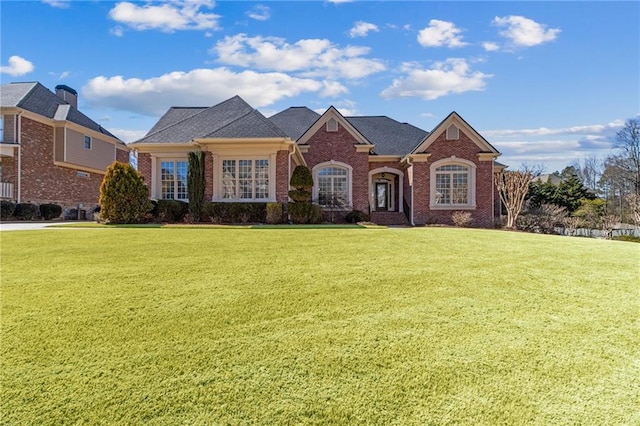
[
  {"left": 140, "top": 106, "right": 210, "bottom": 140},
  {"left": 204, "top": 108, "right": 285, "bottom": 138}
]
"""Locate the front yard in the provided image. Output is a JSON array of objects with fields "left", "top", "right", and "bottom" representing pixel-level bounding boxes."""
[{"left": 1, "top": 227, "right": 638, "bottom": 424}]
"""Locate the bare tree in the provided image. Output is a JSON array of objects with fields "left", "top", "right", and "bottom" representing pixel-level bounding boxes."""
[
  {"left": 626, "top": 194, "right": 640, "bottom": 226},
  {"left": 495, "top": 167, "right": 536, "bottom": 228},
  {"left": 614, "top": 118, "right": 640, "bottom": 195},
  {"left": 571, "top": 155, "right": 603, "bottom": 194}
]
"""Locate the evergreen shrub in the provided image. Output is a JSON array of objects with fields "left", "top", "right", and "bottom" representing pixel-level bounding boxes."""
[
  {"left": 40, "top": 203, "right": 62, "bottom": 220},
  {"left": 203, "top": 202, "right": 267, "bottom": 223},
  {"left": 266, "top": 203, "right": 284, "bottom": 224},
  {"left": 344, "top": 210, "right": 369, "bottom": 224},
  {"left": 156, "top": 200, "right": 189, "bottom": 223},
  {"left": 288, "top": 202, "right": 323, "bottom": 224},
  {"left": 1, "top": 200, "right": 16, "bottom": 220},
  {"left": 99, "top": 162, "right": 151, "bottom": 224},
  {"left": 14, "top": 203, "right": 39, "bottom": 220}
]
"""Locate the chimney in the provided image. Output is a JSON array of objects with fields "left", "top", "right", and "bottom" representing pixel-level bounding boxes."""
[{"left": 55, "top": 84, "right": 78, "bottom": 109}]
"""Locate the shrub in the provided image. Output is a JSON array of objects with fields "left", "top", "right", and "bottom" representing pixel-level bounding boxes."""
[
  {"left": 156, "top": 200, "right": 189, "bottom": 223},
  {"left": 288, "top": 202, "right": 323, "bottom": 224},
  {"left": 289, "top": 165, "right": 313, "bottom": 189},
  {"left": 344, "top": 210, "right": 369, "bottom": 224},
  {"left": 39, "top": 203, "right": 62, "bottom": 220},
  {"left": 14, "top": 203, "right": 39, "bottom": 220},
  {"left": 1, "top": 200, "right": 16, "bottom": 220},
  {"left": 517, "top": 203, "right": 567, "bottom": 234},
  {"left": 187, "top": 151, "right": 205, "bottom": 222},
  {"left": 612, "top": 235, "right": 640, "bottom": 243},
  {"left": 266, "top": 203, "right": 284, "bottom": 224},
  {"left": 451, "top": 211, "right": 473, "bottom": 227},
  {"left": 99, "top": 162, "right": 152, "bottom": 224},
  {"left": 203, "top": 202, "right": 267, "bottom": 223}
]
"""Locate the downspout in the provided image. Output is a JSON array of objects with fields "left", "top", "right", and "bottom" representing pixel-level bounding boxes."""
[
  {"left": 16, "top": 112, "right": 22, "bottom": 203},
  {"left": 406, "top": 155, "right": 415, "bottom": 226}
]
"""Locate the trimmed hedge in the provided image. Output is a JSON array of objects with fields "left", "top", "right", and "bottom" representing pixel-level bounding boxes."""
[
  {"left": 266, "top": 203, "right": 285, "bottom": 224},
  {"left": 287, "top": 202, "right": 323, "bottom": 224},
  {"left": 204, "top": 202, "right": 267, "bottom": 223},
  {"left": 344, "top": 210, "right": 369, "bottom": 224},
  {"left": 1, "top": 200, "right": 16, "bottom": 220},
  {"left": 40, "top": 204, "right": 63, "bottom": 220},
  {"left": 14, "top": 203, "right": 39, "bottom": 220},
  {"left": 156, "top": 200, "right": 189, "bottom": 223}
]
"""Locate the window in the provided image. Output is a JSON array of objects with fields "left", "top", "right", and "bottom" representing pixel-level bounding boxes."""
[
  {"left": 0, "top": 116, "right": 4, "bottom": 142},
  {"left": 160, "top": 160, "right": 188, "bottom": 200},
  {"left": 221, "top": 159, "right": 269, "bottom": 200},
  {"left": 435, "top": 164, "right": 468, "bottom": 204},
  {"left": 84, "top": 135, "right": 92, "bottom": 149},
  {"left": 316, "top": 165, "right": 350, "bottom": 208},
  {"left": 326, "top": 118, "right": 338, "bottom": 132},
  {"left": 446, "top": 124, "right": 459, "bottom": 140}
]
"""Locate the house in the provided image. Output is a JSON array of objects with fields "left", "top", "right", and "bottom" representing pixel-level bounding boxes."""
[
  {"left": 0, "top": 82, "right": 129, "bottom": 217},
  {"left": 133, "top": 95, "right": 503, "bottom": 226}
]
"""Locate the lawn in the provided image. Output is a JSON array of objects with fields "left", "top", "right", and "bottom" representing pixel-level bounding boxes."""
[{"left": 1, "top": 227, "right": 638, "bottom": 425}]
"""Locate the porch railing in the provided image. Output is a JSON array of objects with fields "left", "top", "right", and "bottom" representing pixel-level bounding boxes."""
[{"left": 0, "top": 182, "right": 14, "bottom": 199}]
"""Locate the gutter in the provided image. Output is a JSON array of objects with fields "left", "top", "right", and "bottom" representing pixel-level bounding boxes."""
[
  {"left": 406, "top": 155, "right": 415, "bottom": 226},
  {"left": 16, "top": 112, "right": 22, "bottom": 203}
]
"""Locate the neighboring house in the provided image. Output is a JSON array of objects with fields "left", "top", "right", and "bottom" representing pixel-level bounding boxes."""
[
  {"left": 0, "top": 82, "right": 129, "bottom": 216},
  {"left": 532, "top": 174, "right": 565, "bottom": 185},
  {"left": 133, "top": 95, "right": 504, "bottom": 226}
]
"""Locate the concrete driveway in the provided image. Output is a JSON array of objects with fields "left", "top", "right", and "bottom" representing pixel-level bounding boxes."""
[{"left": 0, "top": 221, "right": 77, "bottom": 231}]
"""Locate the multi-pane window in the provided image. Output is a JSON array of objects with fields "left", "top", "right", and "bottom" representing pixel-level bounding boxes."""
[
  {"left": 317, "top": 166, "right": 348, "bottom": 207},
  {"left": 0, "top": 116, "right": 4, "bottom": 142},
  {"left": 84, "top": 135, "right": 92, "bottom": 149},
  {"left": 222, "top": 159, "right": 269, "bottom": 200},
  {"left": 160, "top": 160, "right": 187, "bottom": 200},
  {"left": 435, "top": 164, "right": 468, "bottom": 205}
]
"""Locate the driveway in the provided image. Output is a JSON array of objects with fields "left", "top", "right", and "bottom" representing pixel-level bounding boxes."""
[{"left": 0, "top": 222, "right": 77, "bottom": 231}]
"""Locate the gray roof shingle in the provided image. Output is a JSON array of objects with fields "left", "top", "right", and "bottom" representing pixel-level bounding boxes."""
[
  {"left": 346, "top": 116, "right": 428, "bottom": 156},
  {"left": 133, "top": 95, "right": 287, "bottom": 144},
  {"left": 0, "top": 82, "right": 121, "bottom": 141},
  {"left": 268, "top": 107, "right": 321, "bottom": 141}
]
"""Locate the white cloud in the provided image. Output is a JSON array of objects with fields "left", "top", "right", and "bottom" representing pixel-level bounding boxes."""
[
  {"left": 246, "top": 5, "right": 270, "bottom": 21},
  {"left": 42, "top": 0, "right": 70, "bottom": 8},
  {"left": 110, "top": 128, "right": 149, "bottom": 143},
  {"left": 320, "top": 81, "right": 349, "bottom": 97},
  {"left": 482, "top": 41, "right": 500, "bottom": 52},
  {"left": 82, "top": 68, "right": 325, "bottom": 116},
  {"left": 108, "top": 0, "right": 220, "bottom": 33},
  {"left": 211, "top": 34, "right": 386, "bottom": 80},
  {"left": 349, "top": 21, "right": 379, "bottom": 38},
  {"left": 380, "top": 58, "right": 491, "bottom": 100},
  {"left": 0, "top": 56, "right": 35, "bottom": 76},
  {"left": 493, "top": 15, "right": 560, "bottom": 48},
  {"left": 49, "top": 70, "right": 70, "bottom": 80},
  {"left": 327, "top": 0, "right": 353, "bottom": 3},
  {"left": 483, "top": 120, "right": 625, "bottom": 138},
  {"left": 417, "top": 19, "right": 468, "bottom": 48}
]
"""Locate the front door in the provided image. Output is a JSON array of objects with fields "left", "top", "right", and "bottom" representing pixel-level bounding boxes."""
[{"left": 375, "top": 182, "right": 389, "bottom": 211}]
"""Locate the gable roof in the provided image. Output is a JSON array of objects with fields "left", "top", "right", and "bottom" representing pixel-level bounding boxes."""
[
  {"left": 0, "top": 82, "right": 121, "bottom": 141},
  {"left": 296, "top": 106, "right": 372, "bottom": 147},
  {"left": 410, "top": 111, "right": 499, "bottom": 155},
  {"left": 346, "top": 116, "right": 428, "bottom": 156},
  {"left": 134, "top": 95, "right": 288, "bottom": 144}
]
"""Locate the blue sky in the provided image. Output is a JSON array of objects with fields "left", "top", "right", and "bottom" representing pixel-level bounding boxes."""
[{"left": 1, "top": 0, "right": 638, "bottom": 172}]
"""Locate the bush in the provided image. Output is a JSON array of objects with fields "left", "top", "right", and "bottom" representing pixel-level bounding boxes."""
[
  {"left": 99, "top": 162, "right": 152, "bottom": 224},
  {"left": 517, "top": 203, "right": 567, "bottom": 234},
  {"left": 14, "top": 203, "right": 39, "bottom": 220},
  {"left": 451, "top": 211, "right": 473, "bottom": 227},
  {"left": 156, "top": 200, "right": 189, "bottom": 223},
  {"left": 187, "top": 151, "right": 205, "bottom": 222},
  {"left": 288, "top": 202, "right": 323, "bottom": 224},
  {"left": 266, "top": 203, "right": 284, "bottom": 224},
  {"left": 612, "top": 235, "right": 640, "bottom": 243},
  {"left": 1, "top": 200, "right": 16, "bottom": 220},
  {"left": 289, "top": 165, "right": 313, "bottom": 189},
  {"left": 203, "top": 202, "right": 267, "bottom": 223},
  {"left": 39, "top": 203, "right": 62, "bottom": 220},
  {"left": 344, "top": 210, "right": 369, "bottom": 224}
]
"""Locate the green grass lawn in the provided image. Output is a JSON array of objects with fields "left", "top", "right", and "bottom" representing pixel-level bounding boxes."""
[{"left": 1, "top": 227, "right": 638, "bottom": 425}]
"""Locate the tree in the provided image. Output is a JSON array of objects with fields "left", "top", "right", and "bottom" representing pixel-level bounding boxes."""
[
  {"left": 99, "top": 162, "right": 151, "bottom": 224},
  {"left": 187, "top": 151, "right": 205, "bottom": 222},
  {"left": 496, "top": 168, "right": 535, "bottom": 228},
  {"left": 614, "top": 118, "right": 640, "bottom": 195}
]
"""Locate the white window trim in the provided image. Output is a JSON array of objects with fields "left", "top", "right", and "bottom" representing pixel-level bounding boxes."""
[
  {"left": 151, "top": 156, "right": 189, "bottom": 201},
  {"left": 429, "top": 157, "right": 476, "bottom": 209},
  {"left": 84, "top": 135, "right": 92, "bottom": 150},
  {"left": 368, "top": 167, "right": 404, "bottom": 213},
  {"left": 312, "top": 160, "right": 353, "bottom": 210},
  {"left": 326, "top": 118, "right": 338, "bottom": 132},
  {"left": 213, "top": 155, "right": 276, "bottom": 202}
]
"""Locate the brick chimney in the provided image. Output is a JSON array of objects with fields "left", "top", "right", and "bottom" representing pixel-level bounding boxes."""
[{"left": 55, "top": 84, "right": 78, "bottom": 109}]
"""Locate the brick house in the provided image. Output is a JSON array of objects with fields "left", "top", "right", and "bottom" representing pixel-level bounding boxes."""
[
  {"left": 0, "top": 82, "right": 129, "bottom": 217},
  {"left": 133, "top": 95, "right": 503, "bottom": 227}
]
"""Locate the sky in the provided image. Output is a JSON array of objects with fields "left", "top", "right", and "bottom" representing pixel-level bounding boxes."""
[{"left": 1, "top": 0, "right": 638, "bottom": 172}]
